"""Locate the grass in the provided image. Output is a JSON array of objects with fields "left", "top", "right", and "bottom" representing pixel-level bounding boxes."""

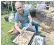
[
  {"left": 1, "top": 14, "right": 15, "bottom": 45},
  {"left": 1, "top": 14, "right": 52, "bottom": 45}
]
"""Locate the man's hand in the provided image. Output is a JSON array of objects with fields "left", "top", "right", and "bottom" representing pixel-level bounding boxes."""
[
  {"left": 15, "top": 23, "right": 22, "bottom": 33},
  {"left": 18, "top": 29, "right": 22, "bottom": 33},
  {"left": 28, "top": 23, "right": 32, "bottom": 27}
]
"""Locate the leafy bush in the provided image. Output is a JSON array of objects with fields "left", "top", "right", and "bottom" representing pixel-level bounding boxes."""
[{"left": 1, "top": 11, "right": 8, "bottom": 15}]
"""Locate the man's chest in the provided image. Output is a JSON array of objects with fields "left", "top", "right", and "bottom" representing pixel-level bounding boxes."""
[{"left": 18, "top": 14, "right": 28, "bottom": 21}]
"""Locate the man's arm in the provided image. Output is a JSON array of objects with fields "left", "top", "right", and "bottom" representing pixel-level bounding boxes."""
[
  {"left": 15, "top": 23, "right": 21, "bottom": 33},
  {"left": 28, "top": 15, "right": 32, "bottom": 27}
]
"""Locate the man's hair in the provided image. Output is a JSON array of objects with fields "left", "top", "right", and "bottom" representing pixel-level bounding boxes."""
[{"left": 15, "top": 1, "right": 23, "bottom": 7}]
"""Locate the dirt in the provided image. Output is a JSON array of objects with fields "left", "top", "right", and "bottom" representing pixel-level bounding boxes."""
[
  {"left": 39, "top": 26, "right": 54, "bottom": 43},
  {"left": 38, "top": 20, "right": 54, "bottom": 45},
  {"left": 33, "top": 18, "right": 54, "bottom": 45}
]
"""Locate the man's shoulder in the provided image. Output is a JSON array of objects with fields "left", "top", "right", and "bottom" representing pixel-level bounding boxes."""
[
  {"left": 24, "top": 8, "right": 27, "bottom": 10},
  {"left": 15, "top": 12, "right": 19, "bottom": 15},
  {"left": 24, "top": 8, "right": 30, "bottom": 14},
  {"left": 15, "top": 12, "right": 18, "bottom": 14}
]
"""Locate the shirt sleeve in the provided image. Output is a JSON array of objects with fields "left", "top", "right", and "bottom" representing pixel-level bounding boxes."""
[
  {"left": 27, "top": 9, "right": 31, "bottom": 16},
  {"left": 15, "top": 12, "right": 19, "bottom": 23},
  {"left": 24, "top": 7, "right": 30, "bottom": 16}
]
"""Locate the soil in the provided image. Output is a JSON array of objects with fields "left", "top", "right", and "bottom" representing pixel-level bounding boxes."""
[{"left": 33, "top": 18, "right": 54, "bottom": 45}]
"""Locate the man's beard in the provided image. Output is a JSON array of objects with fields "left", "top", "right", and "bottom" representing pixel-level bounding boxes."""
[{"left": 18, "top": 10, "right": 23, "bottom": 15}]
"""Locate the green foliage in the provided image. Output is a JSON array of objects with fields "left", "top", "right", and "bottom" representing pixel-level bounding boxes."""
[
  {"left": 1, "top": 11, "right": 8, "bottom": 15},
  {"left": 1, "top": 15, "right": 15, "bottom": 45}
]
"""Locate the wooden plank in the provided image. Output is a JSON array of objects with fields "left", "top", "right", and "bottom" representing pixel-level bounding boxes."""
[{"left": 12, "top": 28, "right": 34, "bottom": 45}]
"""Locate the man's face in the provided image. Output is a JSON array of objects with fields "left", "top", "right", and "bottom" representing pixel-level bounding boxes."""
[
  {"left": 16, "top": 5, "right": 23, "bottom": 12},
  {"left": 15, "top": 2, "right": 23, "bottom": 12}
]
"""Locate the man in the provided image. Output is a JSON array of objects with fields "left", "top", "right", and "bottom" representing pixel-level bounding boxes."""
[{"left": 9, "top": 1, "right": 39, "bottom": 34}]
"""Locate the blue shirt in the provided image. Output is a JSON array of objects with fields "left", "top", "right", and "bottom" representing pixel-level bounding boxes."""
[{"left": 15, "top": 8, "right": 30, "bottom": 24}]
